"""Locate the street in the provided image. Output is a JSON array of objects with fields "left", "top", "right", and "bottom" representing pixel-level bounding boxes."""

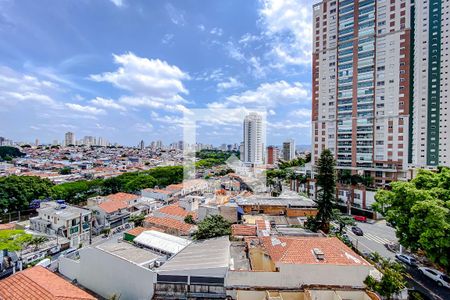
[{"left": 344, "top": 220, "right": 450, "bottom": 300}]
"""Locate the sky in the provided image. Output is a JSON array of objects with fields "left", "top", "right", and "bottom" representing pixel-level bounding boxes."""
[{"left": 0, "top": 0, "right": 312, "bottom": 146}]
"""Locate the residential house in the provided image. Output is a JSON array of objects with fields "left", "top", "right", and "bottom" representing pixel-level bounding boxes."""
[
  {"left": 30, "top": 201, "right": 91, "bottom": 248},
  {"left": 0, "top": 266, "right": 96, "bottom": 300}
]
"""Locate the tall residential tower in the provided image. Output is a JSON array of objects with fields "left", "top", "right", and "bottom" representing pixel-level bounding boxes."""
[
  {"left": 312, "top": 0, "right": 412, "bottom": 186},
  {"left": 242, "top": 112, "right": 264, "bottom": 165}
]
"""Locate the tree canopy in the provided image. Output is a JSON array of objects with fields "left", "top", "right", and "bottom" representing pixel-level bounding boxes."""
[
  {"left": 0, "top": 230, "right": 32, "bottom": 251},
  {"left": 373, "top": 168, "right": 450, "bottom": 270},
  {"left": 193, "top": 215, "right": 231, "bottom": 240},
  {"left": 364, "top": 256, "right": 406, "bottom": 299},
  {"left": 0, "top": 146, "right": 25, "bottom": 160}
]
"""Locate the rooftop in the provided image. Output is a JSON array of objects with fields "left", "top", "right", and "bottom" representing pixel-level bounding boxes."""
[
  {"left": 157, "top": 236, "right": 230, "bottom": 277},
  {"left": 106, "top": 192, "right": 139, "bottom": 202},
  {"left": 38, "top": 202, "right": 91, "bottom": 219},
  {"left": 97, "top": 240, "right": 160, "bottom": 266},
  {"left": 231, "top": 224, "right": 257, "bottom": 237},
  {"left": 0, "top": 266, "right": 96, "bottom": 300},
  {"left": 156, "top": 203, "right": 196, "bottom": 218},
  {"left": 144, "top": 216, "right": 195, "bottom": 234},
  {"left": 259, "top": 236, "right": 369, "bottom": 266},
  {"left": 133, "top": 230, "right": 191, "bottom": 254},
  {"left": 237, "top": 196, "right": 316, "bottom": 208}
]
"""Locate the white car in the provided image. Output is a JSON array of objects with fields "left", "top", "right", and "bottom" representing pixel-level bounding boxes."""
[
  {"left": 418, "top": 267, "right": 450, "bottom": 288},
  {"left": 395, "top": 253, "right": 418, "bottom": 267}
]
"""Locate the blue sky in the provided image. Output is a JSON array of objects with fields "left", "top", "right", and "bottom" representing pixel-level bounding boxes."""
[{"left": 0, "top": 0, "right": 312, "bottom": 146}]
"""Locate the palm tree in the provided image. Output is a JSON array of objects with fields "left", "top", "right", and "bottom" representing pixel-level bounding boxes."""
[{"left": 29, "top": 236, "right": 48, "bottom": 251}]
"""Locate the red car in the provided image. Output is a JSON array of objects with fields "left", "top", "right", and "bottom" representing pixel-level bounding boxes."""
[{"left": 353, "top": 215, "right": 367, "bottom": 222}]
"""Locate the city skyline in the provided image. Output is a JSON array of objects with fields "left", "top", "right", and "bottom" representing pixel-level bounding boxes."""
[{"left": 0, "top": 0, "right": 313, "bottom": 146}]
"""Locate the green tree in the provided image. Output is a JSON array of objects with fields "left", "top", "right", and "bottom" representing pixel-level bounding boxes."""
[
  {"left": 0, "top": 146, "right": 25, "bottom": 160},
  {"left": 28, "top": 235, "right": 48, "bottom": 251},
  {"left": 59, "top": 167, "right": 72, "bottom": 175},
  {"left": 193, "top": 215, "right": 231, "bottom": 240},
  {"left": 129, "top": 214, "right": 146, "bottom": 227},
  {"left": 364, "top": 258, "right": 406, "bottom": 299},
  {"left": 314, "top": 149, "right": 336, "bottom": 232},
  {"left": 0, "top": 175, "right": 54, "bottom": 211},
  {"left": 184, "top": 214, "right": 196, "bottom": 225},
  {"left": 124, "top": 175, "right": 157, "bottom": 192},
  {"left": 373, "top": 168, "right": 450, "bottom": 270},
  {"left": 0, "top": 230, "right": 32, "bottom": 251}
]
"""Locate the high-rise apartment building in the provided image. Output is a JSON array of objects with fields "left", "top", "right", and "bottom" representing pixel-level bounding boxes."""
[
  {"left": 411, "top": 0, "right": 450, "bottom": 167},
  {"left": 283, "top": 139, "right": 296, "bottom": 161},
  {"left": 266, "top": 146, "right": 279, "bottom": 165},
  {"left": 65, "top": 132, "right": 75, "bottom": 146},
  {"left": 242, "top": 112, "right": 264, "bottom": 165},
  {"left": 312, "top": 0, "right": 412, "bottom": 186}
]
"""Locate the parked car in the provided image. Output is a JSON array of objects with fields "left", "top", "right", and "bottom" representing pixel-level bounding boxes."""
[
  {"left": 353, "top": 215, "right": 367, "bottom": 222},
  {"left": 395, "top": 253, "right": 418, "bottom": 267},
  {"left": 418, "top": 267, "right": 450, "bottom": 288},
  {"left": 351, "top": 226, "right": 363, "bottom": 236}
]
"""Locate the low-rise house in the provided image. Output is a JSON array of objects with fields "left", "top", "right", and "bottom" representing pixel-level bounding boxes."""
[
  {"left": 226, "top": 236, "right": 378, "bottom": 292},
  {"left": 154, "top": 236, "right": 230, "bottom": 300},
  {"left": 59, "top": 240, "right": 159, "bottom": 300},
  {"left": 153, "top": 203, "right": 197, "bottom": 222},
  {"left": 89, "top": 192, "right": 160, "bottom": 229},
  {"left": 30, "top": 201, "right": 91, "bottom": 248},
  {"left": 143, "top": 216, "right": 196, "bottom": 236},
  {"left": 141, "top": 188, "right": 175, "bottom": 202},
  {"left": 236, "top": 195, "right": 317, "bottom": 217},
  {"left": 0, "top": 266, "right": 96, "bottom": 300}
]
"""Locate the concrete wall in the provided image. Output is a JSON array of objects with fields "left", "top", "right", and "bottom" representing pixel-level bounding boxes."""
[
  {"left": 226, "top": 264, "right": 373, "bottom": 289},
  {"left": 59, "top": 247, "right": 155, "bottom": 300}
]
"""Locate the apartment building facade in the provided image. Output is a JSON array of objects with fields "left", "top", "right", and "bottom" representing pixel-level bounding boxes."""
[
  {"left": 312, "top": 0, "right": 412, "bottom": 186},
  {"left": 411, "top": 0, "right": 450, "bottom": 167}
]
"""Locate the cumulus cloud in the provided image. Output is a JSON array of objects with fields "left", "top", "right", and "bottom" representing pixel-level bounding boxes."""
[
  {"left": 109, "top": 0, "right": 124, "bottom": 7},
  {"left": 90, "top": 52, "right": 189, "bottom": 100},
  {"left": 91, "top": 97, "right": 126, "bottom": 111},
  {"left": 225, "top": 80, "right": 309, "bottom": 107},
  {"left": 217, "top": 77, "right": 244, "bottom": 91},
  {"left": 65, "top": 103, "right": 105, "bottom": 115},
  {"left": 259, "top": 0, "right": 312, "bottom": 65},
  {"left": 290, "top": 108, "right": 311, "bottom": 118},
  {"left": 210, "top": 27, "right": 223, "bottom": 36}
]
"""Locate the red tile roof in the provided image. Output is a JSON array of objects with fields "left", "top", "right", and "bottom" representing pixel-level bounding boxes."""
[
  {"left": 232, "top": 224, "right": 257, "bottom": 236},
  {"left": 0, "top": 266, "right": 96, "bottom": 300},
  {"left": 144, "top": 216, "right": 194, "bottom": 234},
  {"left": 0, "top": 223, "right": 16, "bottom": 230},
  {"left": 98, "top": 200, "right": 127, "bottom": 214},
  {"left": 125, "top": 226, "right": 147, "bottom": 237},
  {"left": 260, "top": 237, "right": 369, "bottom": 266},
  {"left": 106, "top": 192, "right": 138, "bottom": 202},
  {"left": 157, "top": 204, "right": 196, "bottom": 219}
]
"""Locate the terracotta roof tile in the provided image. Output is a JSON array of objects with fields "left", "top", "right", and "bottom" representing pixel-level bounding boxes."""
[
  {"left": 0, "top": 223, "right": 16, "bottom": 230},
  {"left": 231, "top": 224, "right": 257, "bottom": 236},
  {"left": 260, "top": 237, "right": 369, "bottom": 266},
  {"left": 156, "top": 204, "right": 196, "bottom": 219},
  {"left": 125, "top": 226, "right": 147, "bottom": 237},
  {"left": 98, "top": 200, "right": 127, "bottom": 214},
  {"left": 106, "top": 192, "right": 138, "bottom": 202},
  {"left": 144, "top": 216, "right": 194, "bottom": 234},
  {"left": 0, "top": 266, "right": 96, "bottom": 300}
]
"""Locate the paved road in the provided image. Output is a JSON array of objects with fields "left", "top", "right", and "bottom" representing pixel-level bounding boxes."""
[
  {"left": 344, "top": 220, "right": 397, "bottom": 259},
  {"left": 343, "top": 220, "right": 450, "bottom": 300}
]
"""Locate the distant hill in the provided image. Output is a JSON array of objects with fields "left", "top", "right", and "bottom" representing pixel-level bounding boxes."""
[{"left": 0, "top": 146, "right": 25, "bottom": 160}]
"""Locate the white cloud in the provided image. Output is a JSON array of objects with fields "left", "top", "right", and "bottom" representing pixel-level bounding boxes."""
[
  {"left": 162, "top": 33, "right": 174, "bottom": 44},
  {"left": 119, "top": 96, "right": 189, "bottom": 113},
  {"left": 197, "top": 24, "right": 206, "bottom": 31},
  {"left": 259, "top": 0, "right": 312, "bottom": 65},
  {"left": 165, "top": 3, "right": 186, "bottom": 26},
  {"left": 65, "top": 103, "right": 105, "bottom": 115},
  {"left": 210, "top": 27, "right": 223, "bottom": 36},
  {"left": 290, "top": 108, "right": 311, "bottom": 118},
  {"left": 226, "top": 81, "right": 309, "bottom": 107},
  {"left": 90, "top": 52, "right": 189, "bottom": 100},
  {"left": 225, "top": 42, "right": 266, "bottom": 78},
  {"left": 217, "top": 77, "right": 244, "bottom": 91},
  {"left": 109, "top": 0, "right": 124, "bottom": 7},
  {"left": 268, "top": 120, "right": 310, "bottom": 129},
  {"left": 91, "top": 97, "right": 125, "bottom": 111},
  {"left": 134, "top": 122, "right": 154, "bottom": 132}
]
